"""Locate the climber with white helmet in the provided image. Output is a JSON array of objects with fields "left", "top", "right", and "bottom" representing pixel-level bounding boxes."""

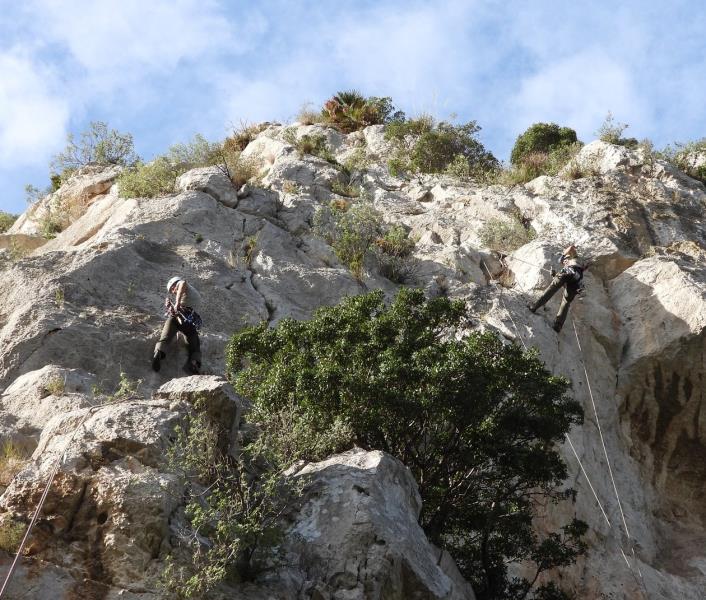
[
  {"left": 528, "top": 245, "right": 585, "bottom": 332},
  {"left": 152, "top": 276, "right": 203, "bottom": 374}
]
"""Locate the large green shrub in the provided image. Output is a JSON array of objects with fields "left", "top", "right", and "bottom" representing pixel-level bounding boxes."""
[
  {"left": 511, "top": 123, "right": 577, "bottom": 165},
  {"left": 51, "top": 121, "right": 139, "bottom": 175},
  {"left": 0, "top": 212, "right": 17, "bottom": 233},
  {"left": 386, "top": 116, "right": 498, "bottom": 177},
  {"left": 226, "top": 289, "right": 586, "bottom": 600}
]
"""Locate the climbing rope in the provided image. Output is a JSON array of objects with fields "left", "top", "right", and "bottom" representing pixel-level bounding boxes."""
[
  {"left": 483, "top": 255, "right": 651, "bottom": 599},
  {"left": 0, "top": 399, "right": 119, "bottom": 598}
]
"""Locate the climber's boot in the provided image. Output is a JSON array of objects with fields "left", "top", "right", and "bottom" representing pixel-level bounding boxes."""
[{"left": 152, "top": 350, "right": 164, "bottom": 372}]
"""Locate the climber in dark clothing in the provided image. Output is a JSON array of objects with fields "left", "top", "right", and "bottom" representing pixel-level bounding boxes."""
[
  {"left": 152, "top": 276, "right": 203, "bottom": 374},
  {"left": 528, "top": 245, "right": 585, "bottom": 333}
]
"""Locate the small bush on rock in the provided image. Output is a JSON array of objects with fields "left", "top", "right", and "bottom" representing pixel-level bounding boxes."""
[
  {"left": 51, "top": 121, "right": 139, "bottom": 175},
  {"left": 282, "top": 129, "right": 335, "bottom": 163},
  {"left": 0, "top": 211, "right": 17, "bottom": 233},
  {"left": 226, "top": 289, "right": 586, "bottom": 600},
  {"left": 118, "top": 157, "right": 182, "bottom": 198},
  {"left": 479, "top": 214, "right": 536, "bottom": 253},
  {"left": 511, "top": 122, "right": 578, "bottom": 165},
  {"left": 596, "top": 112, "right": 638, "bottom": 148},
  {"left": 386, "top": 116, "right": 498, "bottom": 177},
  {"left": 321, "top": 90, "right": 404, "bottom": 133},
  {"left": 314, "top": 201, "right": 384, "bottom": 280},
  {"left": 373, "top": 224, "right": 418, "bottom": 283},
  {"left": 163, "top": 391, "right": 348, "bottom": 597},
  {"left": 661, "top": 138, "right": 706, "bottom": 184}
]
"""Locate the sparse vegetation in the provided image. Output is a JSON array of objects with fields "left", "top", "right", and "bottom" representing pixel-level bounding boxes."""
[
  {"left": 281, "top": 180, "right": 300, "bottom": 195},
  {"left": 226, "top": 289, "right": 586, "bottom": 600},
  {"left": 44, "top": 375, "right": 66, "bottom": 396},
  {"left": 314, "top": 201, "right": 384, "bottom": 280},
  {"left": 321, "top": 90, "right": 404, "bottom": 133},
  {"left": 385, "top": 115, "right": 498, "bottom": 178},
  {"left": 596, "top": 112, "right": 638, "bottom": 147},
  {"left": 373, "top": 224, "right": 418, "bottom": 283},
  {"left": 0, "top": 441, "right": 30, "bottom": 488},
  {"left": 0, "top": 519, "right": 26, "bottom": 553},
  {"left": 282, "top": 129, "right": 335, "bottom": 163},
  {"left": 0, "top": 211, "right": 17, "bottom": 233},
  {"left": 118, "top": 157, "right": 182, "bottom": 198},
  {"left": 661, "top": 139, "right": 706, "bottom": 183},
  {"left": 162, "top": 397, "right": 309, "bottom": 597},
  {"left": 113, "top": 371, "right": 142, "bottom": 400},
  {"left": 243, "top": 235, "right": 258, "bottom": 268},
  {"left": 51, "top": 121, "right": 139, "bottom": 176},
  {"left": 330, "top": 180, "right": 361, "bottom": 198},
  {"left": 343, "top": 146, "right": 375, "bottom": 172},
  {"left": 478, "top": 214, "right": 537, "bottom": 253},
  {"left": 296, "top": 102, "right": 324, "bottom": 125},
  {"left": 39, "top": 209, "right": 63, "bottom": 239}
]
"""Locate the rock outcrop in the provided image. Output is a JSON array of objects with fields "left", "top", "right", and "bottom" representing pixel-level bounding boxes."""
[{"left": 0, "top": 123, "right": 705, "bottom": 598}]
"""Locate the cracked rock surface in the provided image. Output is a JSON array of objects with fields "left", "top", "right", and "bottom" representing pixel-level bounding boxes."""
[{"left": 1, "top": 126, "right": 706, "bottom": 598}]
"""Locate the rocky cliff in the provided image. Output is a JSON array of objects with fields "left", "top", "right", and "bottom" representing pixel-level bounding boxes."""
[{"left": 0, "top": 123, "right": 704, "bottom": 599}]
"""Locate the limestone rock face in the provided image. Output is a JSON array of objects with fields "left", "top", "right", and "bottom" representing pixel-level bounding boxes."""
[
  {"left": 1, "top": 125, "right": 706, "bottom": 599},
  {"left": 275, "top": 448, "right": 476, "bottom": 600}
]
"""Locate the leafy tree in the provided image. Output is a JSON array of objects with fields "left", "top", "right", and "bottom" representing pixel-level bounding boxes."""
[
  {"left": 51, "top": 121, "right": 139, "bottom": 174},
  {"left": 226, "top": 289, "right": 586, "bottom": 600},
  {"left": 511, "top": 123, "right": 578, "bottom": 165},
  {"left": 386, "top": 116, "right": 499, "bottom": 177}
]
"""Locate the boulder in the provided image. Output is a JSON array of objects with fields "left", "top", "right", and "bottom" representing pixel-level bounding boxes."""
[{"left": 277, "top": 448, "right": 476, "bottom": 600}]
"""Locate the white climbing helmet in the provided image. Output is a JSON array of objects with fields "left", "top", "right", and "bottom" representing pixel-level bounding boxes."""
[{"left": 166, "top": 276, "right": 182, "bottom": 293}]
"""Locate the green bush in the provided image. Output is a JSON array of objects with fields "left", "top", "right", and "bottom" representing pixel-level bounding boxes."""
[
  {"left": 51, "top": 121, "right": 139, "bottom": 174},
  {"left": 0, "top": 212, "right": 17, "bottom": 233},
  {"left": 595, "top": 112, "right": 638, "bottom": 147},
  {"left": 282, "top": 128, "right": 335, "bottom": 163},
  {"left": 117, "top": 157, "right": 182, "bottom": 198},
  {"left": 661, "top": 139, "right": 706, "bottom": 183},
  {"left": 166, "top": 134, "right": 222, "bottom": 170},
  {"left": 502, "top": 142, "right": 584, "bottom": 185},
  {"left": 314, "top": 201, "right": 384, "bottom": 280},
  {"left": 321, "top": 90, "right": 405, "bottom": 133},
  {"left": 385, "top": 116, "right": 498, "bottom": 177},
  {"left": 511, "top": 123, "right": 578, "bottom": 165},
  {"left": 373, "top": 224, "right": 418, "bottom": 283},
  {"left": 478, "top": 215, "right": 536, "bottom": 252},
  {"left": 226, "top": 289, "right": 586, "bottom": 600},
  {"left": 162, "top": 398, "right": 307, "bottom": 597}
]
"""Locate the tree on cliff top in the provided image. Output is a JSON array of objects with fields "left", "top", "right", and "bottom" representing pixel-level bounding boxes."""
[{"left": 226, "top": 289, "right": 586, "bottom": 599}]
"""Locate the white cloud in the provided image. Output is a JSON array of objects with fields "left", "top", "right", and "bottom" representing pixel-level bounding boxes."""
[
  {"left": 0, "top": 50, "right": 69, "bottom": 165},
  {"left": 510, "top": 50, "right": 650, "bottom": 142},
  {"left": 29, "top": 0, "right": 241, "bottom": 73}
]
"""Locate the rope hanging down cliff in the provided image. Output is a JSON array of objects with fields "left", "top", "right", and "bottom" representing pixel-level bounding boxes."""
[{"left": 482, "top": 258, "right": 651, "bottom": 600}]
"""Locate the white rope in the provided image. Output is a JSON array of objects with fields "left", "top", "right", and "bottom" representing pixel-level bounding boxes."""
[
  {"left": 564, "top": 433, "right": 611, "bottom": 528},
  {"left": 571, "top": 320, "right": 632, "bottom": 540}
]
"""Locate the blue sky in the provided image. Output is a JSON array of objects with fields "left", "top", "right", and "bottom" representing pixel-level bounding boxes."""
[{"left": 1, "top": 0, "right": 705, "bottom": 215}]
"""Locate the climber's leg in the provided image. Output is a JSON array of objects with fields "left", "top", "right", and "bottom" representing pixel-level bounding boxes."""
[
  {"left": 553, "top": 284, "right": 578, "bottom": 332},
  {"left": 529, "top": 276, "right": 565, "bottom": 312}
]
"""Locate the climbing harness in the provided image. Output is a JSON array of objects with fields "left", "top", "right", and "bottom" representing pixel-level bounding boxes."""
[{"left": 482, "top": 256, "right": 652, "bottom": 600}]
